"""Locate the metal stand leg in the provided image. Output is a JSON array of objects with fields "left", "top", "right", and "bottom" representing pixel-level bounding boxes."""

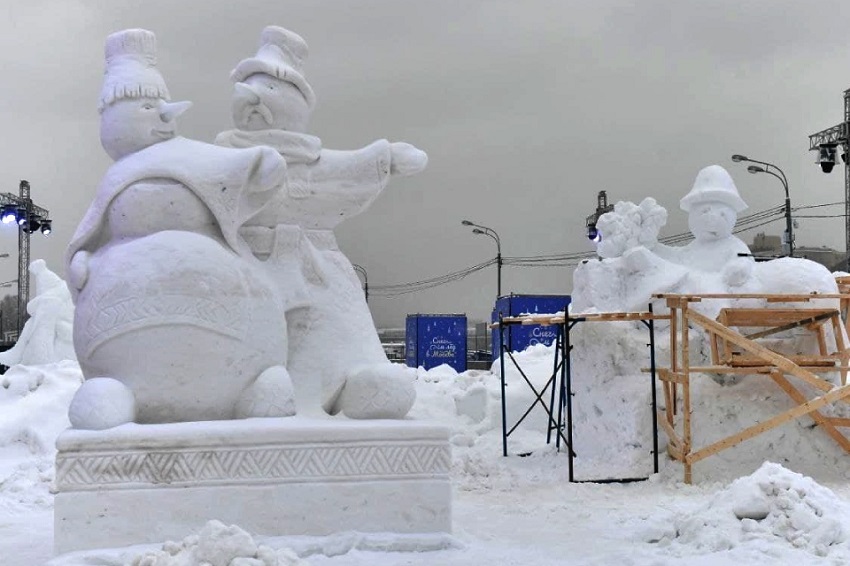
[{"left": 499, "top": 314, "right": 508, "bottom": 457}]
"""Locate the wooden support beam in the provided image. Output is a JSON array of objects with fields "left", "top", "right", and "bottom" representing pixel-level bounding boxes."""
[
  {"left": 689, "top": 365, "right": 850, "bottom": 375},
  {"left": 667, "top": 442, "right": 683, "bottom": 462},
  {"left": 826, "top": 417, "right": 850, "bottom": 428},
  {"left": 741, "top": 311, "right": 837, "bottom": 340},
  {"left": 657, "top": 368, "right": 685, "bottom": 384},
  {"left": 656, "top": 409, "right": 682, "bottom": 450},
  {"left": 682, "top": 304, "right": 692, "bottom": 457},
  {"left": 662, "top": 381, "right": 674, "bottom": 426}
]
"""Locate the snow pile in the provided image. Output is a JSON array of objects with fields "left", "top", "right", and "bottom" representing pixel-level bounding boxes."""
[
  {"left": 0, "top": 361, "right": 82, "bottom": 454},
  {"left": 129, "top": 520, "right": 306, "bottom": 566},
  {"left": 0, "top": 361, "right": 82, "bottom": 511},
  {"left": 669, "top": 462, "right": 850, "bottom": 557},
  {"left": 409, "top": 353, "right": 570, "bottom": 490}
]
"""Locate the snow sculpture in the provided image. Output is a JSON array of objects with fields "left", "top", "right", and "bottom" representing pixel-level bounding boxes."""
[
  {"left": 573, "top": 163, "right": 840, "bottom": 317},
  {"left": 65, "top": 29, "right": 295, "bottom": 429},
  {"left": 0, "top": 260, "right": 76, "bottom": 367},
  {"left": 572, "top": 165, "right": 760, "bottom": 314},
  {"left": 216, "top": 26, "right": 427, "bottom": 418}
]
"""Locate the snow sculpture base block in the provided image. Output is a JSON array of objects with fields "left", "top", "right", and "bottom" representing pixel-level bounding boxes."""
[{"left": 53, "top": 418, "right": 451, "bottom": 553}]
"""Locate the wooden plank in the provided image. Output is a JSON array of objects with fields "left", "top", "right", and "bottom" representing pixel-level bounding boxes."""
[
  {"left": 742, "top": 312, "right": 838, "bottom": 340},
  {"left": 656, "top": 409, "right": 682, "bottom": 449},
  {"left": 667, "top": 442, "right": 683, "bottom": 462},
  {"left": 769, "top": 372, "right": 850, "bottom": 454},
  {"left": 657, "top": 368, "right": 685, "bottom": 384},
  {"left": 655, "top": 293, "right": 850, "bottom": 301},
  {"left": 728, "top": 354, "right": 838, "bottom": 368},
  {"left": 576, "top": 312, "right": 665, "bottom": 322},
  {"left": 816, "top": 325, "right": 829, "bottom": 356},
  {"left": 720, "top": 308, "right": 835, "bottom": 328},
  {"left": 689, "top": 365, "right": 850, "bottom": 375},
  {"left": 682, "top": 304, "right": 691, "bottom": 455},
  {"left": 710, "top": 329, "right": 721, "bottom": 365},
  {"left": 685, "top": 382, "right": 850, "bottom": 465},
  {"left": 826, "top": 418, "right": 850, "bottom": 428},
  {"left": 662, "top": 382, "right": 674, "bottom": 426},
  {"left": 670, "top": 306, "right": 678, "bottom": 372}
]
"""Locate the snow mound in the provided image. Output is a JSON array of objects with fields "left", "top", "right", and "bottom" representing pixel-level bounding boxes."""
[
  {"left": 671, "top": 462, "right": 850, "bottom": 557},
  {"left": 0, "top": 360, "right": 82, "bottom": 454},
  {"left": 129, "top": 520, "right": 307, "bottom": 566}
]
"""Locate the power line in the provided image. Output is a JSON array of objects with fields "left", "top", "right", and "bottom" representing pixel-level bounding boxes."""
[
  {"left": 365, "top": 203, "right": 820, "bottom": 297},
  {"left": 793, "top": 201, "right": 844, "bottom": 211}
]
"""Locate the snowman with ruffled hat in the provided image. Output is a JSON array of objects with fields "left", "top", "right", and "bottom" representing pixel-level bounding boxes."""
[{"left": 66, "top": 28, "right": 295, "bottom": 430}]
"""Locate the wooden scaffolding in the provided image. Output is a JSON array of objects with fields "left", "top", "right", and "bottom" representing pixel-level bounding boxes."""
[{"left": 656, "top": 292, "right": 850, "bottom": 483}]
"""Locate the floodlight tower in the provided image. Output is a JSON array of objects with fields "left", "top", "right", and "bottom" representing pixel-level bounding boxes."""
[
  {"left": 0, "top": 180, "right": 52, "bottom": 334},
  {"left": 808, "top": 88, "right": 850, "bottom": 260}
]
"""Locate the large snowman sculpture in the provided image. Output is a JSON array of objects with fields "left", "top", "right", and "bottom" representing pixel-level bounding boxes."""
[
  {"left": 216, "top": 26, "right": 427, "bottom": 419},
  {"left": 65, "top": 29, "right": 296, "bottom": 429}
]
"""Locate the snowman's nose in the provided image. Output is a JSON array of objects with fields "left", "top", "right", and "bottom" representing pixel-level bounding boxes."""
[
  {"left": 235, "top": 82, "right": 261, "bottom": 105},
  {"left": 159, "top": 100, "right": 193, "bottom": 122}
]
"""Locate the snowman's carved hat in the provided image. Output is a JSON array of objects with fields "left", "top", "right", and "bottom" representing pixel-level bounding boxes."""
[
  {"left": 98, "top": 29, "right": 170, "bottom": 113},
  {"left": 230, "top": 26, "right": 316, "bottom": 110},
  {"left": 680, "top": 165, "right": 748, "bottom": 213}
]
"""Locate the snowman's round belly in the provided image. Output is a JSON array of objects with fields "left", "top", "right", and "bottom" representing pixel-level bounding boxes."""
[{"left": 74, "top": 231, "right": 287, "bottom": 423}]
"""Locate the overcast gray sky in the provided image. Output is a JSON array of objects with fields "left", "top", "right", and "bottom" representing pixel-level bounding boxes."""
[{"left": 2, "top": 0, "right": 850, "bottom": 328}]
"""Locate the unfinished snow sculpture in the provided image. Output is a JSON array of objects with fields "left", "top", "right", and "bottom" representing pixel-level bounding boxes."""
[
  {"left": 0, "top": 260, "right": 76, "bottom": 367},
  {"left": 216, "top": 26, "right": 426, "bottom": 419},
  {"left": 573, "top": 164, "right": 840, "bottom": 316},
  {"left": 65, "top": 28, "right": 294, "bottom": 427},
  {"left": 572, "top": 165, "right": 761, "bottom": 314}
]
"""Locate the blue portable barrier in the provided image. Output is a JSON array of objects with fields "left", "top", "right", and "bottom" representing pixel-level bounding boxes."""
[
  {"left": 405, "top": 314, "right": 468, "bottom": 372},
  {"left": 491, "top": 294, "right": 571, "bottom": 359}
]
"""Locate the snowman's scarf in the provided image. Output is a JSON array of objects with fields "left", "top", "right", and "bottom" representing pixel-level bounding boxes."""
[{"left": 215, "top": 129, "right": 322, "bottom": 165}]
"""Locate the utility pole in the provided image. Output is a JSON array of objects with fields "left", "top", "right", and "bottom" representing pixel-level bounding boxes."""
[
  {"left": 808, "top": 88, "right": 850, "bottom": 262},
  {"left": 0, "top": 180, "right": 52, "bottom": 335}
]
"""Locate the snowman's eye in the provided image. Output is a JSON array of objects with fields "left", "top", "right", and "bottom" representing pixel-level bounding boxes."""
[{"left": 142, "top": 103, "right": 154, "bottom": 110}]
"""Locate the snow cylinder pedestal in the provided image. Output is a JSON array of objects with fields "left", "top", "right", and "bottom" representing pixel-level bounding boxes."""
[
  {"left": 491, "top": 294, "right": 571, "bottom": 360},
  {"left": 405, "top": 314, "right": 467, "bottom": 372}
]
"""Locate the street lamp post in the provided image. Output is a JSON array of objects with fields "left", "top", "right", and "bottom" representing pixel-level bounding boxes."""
[
  {"left": 461, "top": 219, "right": 502, "bottom": 297},
  {"left": 731, "top": 154, "right": 794, "bottom": 257},
  {"left": 352, "top": 264, "right": 368, "bottom": 303}
]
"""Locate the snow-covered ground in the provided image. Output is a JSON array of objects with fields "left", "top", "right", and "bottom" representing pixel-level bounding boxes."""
[{"left": 5, "top": 346, "right": 850, "bottom": 566}]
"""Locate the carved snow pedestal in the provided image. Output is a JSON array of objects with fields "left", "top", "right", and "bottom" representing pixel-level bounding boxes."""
[{"left": 54, "top": 418, "right": 451, "bottom": 553}]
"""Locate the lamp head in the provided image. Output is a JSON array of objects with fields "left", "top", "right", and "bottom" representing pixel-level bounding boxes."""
[
  {"left": 461, "top": 220, "right": 473, "bottom": 226},
  {"left": 818, "top": 144, "right": 837, "bottom": 173},
  {"left": 731, "top": 154, "right": 748, "bottom": 163},
  {"left": 747, "top": 165, "right": 764, "bottom": 174},
  {"left": 472, "top": 228, "right": 485, "bottom": 235}
]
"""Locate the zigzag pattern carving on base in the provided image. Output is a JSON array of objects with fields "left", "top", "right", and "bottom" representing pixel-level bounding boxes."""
[{"left": 56, "top": 442, "right": 451, "bottom": 490}]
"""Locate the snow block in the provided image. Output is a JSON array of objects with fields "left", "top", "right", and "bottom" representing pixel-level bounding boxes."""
[{"left": 53, "top": 417, "right": 452, "bottom": 553}]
